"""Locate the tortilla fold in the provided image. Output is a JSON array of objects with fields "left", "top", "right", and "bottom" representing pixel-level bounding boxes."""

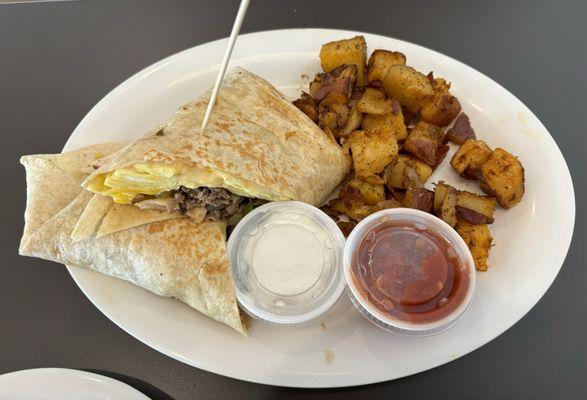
[
  {"left": 19, "top": 145, "right": 247, "bottom": 335},
  {"left": 83, "top": 67, "right": 351, "bottom": 207}
]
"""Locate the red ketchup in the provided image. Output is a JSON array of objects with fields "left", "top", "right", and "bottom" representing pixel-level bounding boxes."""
[{"left": 351, "top": 221, "right": 470, "bottom": 324}]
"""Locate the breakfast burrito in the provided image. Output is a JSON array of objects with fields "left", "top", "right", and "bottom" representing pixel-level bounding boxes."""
[
  {"left": 19, "top": 145, "right": 248, "bottom": 335},
  {"left": 82, "top": 67, "right": 351, "bottom": 224}
]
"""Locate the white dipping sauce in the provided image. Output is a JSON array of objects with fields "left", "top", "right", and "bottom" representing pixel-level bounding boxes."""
[
  {"left": 250, "top": 220, "right": 326, "bottom": 296},
  {"left": 227, "top": 201, "right": 345, "bottom": 325}
]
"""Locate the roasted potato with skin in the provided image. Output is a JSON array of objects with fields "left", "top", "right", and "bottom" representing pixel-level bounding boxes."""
[
  {"left": 314, "top": 64, "right": 357, "bottom": 106},
  {"left": 403, "top": 188, "right": 434, "bottom": 212},
  {"left": 338, "top": 101, "right": 363, "bottom": 138},
  {"left": 450, "top": 139, "right": 493, "bottom": 179},
  {"left": 361, "top": 105, "right": 408, "bottom": 141},
  {"left": 293, "top": 92, "right": 318, "bottom": 122},
  {"left": 403, "top": 121, "right": 445, "bottom": 166},
  {"left": 342, "top": 178, "right": 385, "bottom": 206},
  {"left": 420, "top": 75, "right": 461, "bottom": 127},
  {"left": 433, "top": 144, "right": 450, "bottom": 169},
  {"left": 402, "top": 165, "right": 423, "bottom": 189},
  {"left": 439, "top": 187, "right": 458, "bottom": 227},
  {"left": 357, "top": 87, "right": 395, "bottom": 115},
  {"left": 367, "top": 50, "right": 406, "bottom": 83},
  {"left": 384, "top": 154, "right": 433, "bottom": 189},
  {"left": 446, "top": 113, "right": 476, "bottom": 145},
  {"left": 480, "top": 148, "right": 525, "bottom": 208},
  {"left": 382, "top": 65, "right": 434, "bottom": 113},
  {"left": 349, "top": 130, "right": 399, "bottom": 177},
  {"left": 320, "top": 36, "right": 367, "bottom": 86},
  {"left": 456, "top": 221, "right": 493, "bottom": 271},
  {"left": 456, "top": 191, "right": 497, "bottom": 223}
]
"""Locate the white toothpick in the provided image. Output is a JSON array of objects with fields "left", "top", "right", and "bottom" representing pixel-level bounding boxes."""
[{"left": 200, "top": 0, "right": 251, "bottom": 131}]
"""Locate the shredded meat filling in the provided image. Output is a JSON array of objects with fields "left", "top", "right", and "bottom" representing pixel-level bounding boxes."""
[{"left": 172, "top": 186, "right": 247, "bottom": 221}]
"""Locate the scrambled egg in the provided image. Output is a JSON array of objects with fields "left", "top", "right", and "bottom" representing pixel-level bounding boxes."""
[{"left": 86, "top": 162, "right": 282, "bottom": 204}]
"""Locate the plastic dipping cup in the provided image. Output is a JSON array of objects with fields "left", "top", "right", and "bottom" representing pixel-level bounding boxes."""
[
  {"left": 227, "top": 201, "right": 346, "bottom": 325},
  {"left": 343, "top": 208, "right": 477, "bottom": 336}
]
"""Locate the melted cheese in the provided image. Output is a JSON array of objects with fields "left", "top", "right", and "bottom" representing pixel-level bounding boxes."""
[{"left": 86, "top": 162, "right": 286, "bottom": 204}]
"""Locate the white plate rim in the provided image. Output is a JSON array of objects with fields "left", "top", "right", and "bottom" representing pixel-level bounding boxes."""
[{"left": 61, "top": 28, "right": 576, "bottom": 388}]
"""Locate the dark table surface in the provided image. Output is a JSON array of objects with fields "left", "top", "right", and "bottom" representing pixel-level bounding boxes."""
[{"left": 1, "top": 0, "right": 585, "bottom": 399}]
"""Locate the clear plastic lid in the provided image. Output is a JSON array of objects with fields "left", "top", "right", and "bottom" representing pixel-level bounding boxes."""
[
  {"left": 343, "top": 208, "right": 477, "bottom": 336},
  {"left": 227, "top": 201, "right": 346, "bottom": 325}
]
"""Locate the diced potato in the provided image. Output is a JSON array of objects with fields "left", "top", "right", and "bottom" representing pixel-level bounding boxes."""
[
  {"left": 456, "top": 221, "right": 493, "bottom": 271},
  {"left": 403, "top": 188, "right": 434, "bottom": 212},
  {"left": 317, "top": 105, "right": 338, "bottom": 132},
  {"left": 433, "top": 181, "right": 449, "bottom": 213},
  {"left": 309, "top": 74, "right": 324, "bottom": 98},
  {"left": 314, "top": 64, "right": 357, "bottom": 106},
  {"left": 361, "top": 174, "right": 385, "bottom": 185},
  {"left": 343, "top": 178, "right": 385, "bottom": 206},
  {"left": 377, "top": 199, "right": 403, "bottom": 210},
  {"left": 456, "top": 191, "right": 497, "bottom": 223},
  {"left": 403, "top": 121, "right": 444, "bottom": 166},
  {"left": 349, "top": 130, "right": 398, "bottom": 177},
  {"left": 320, "top": 36, "right": 367, "bottom": 86},
  {"left": 433, "top": 144, "right": 449, "bottom": 169},
  {"left": 439, "top": 186, "right": 458, "bottom": 227},
  {"left": 367, "top": 50, "right": 406, "bottom": 83},
  {"left": 293, "top": 92, "right": 318, "bottom": 122},
  {"left": 450, "top": 139, "right": 493, "bottom": 179},
  {"left": 382, "top": 65, "right": 434, "bottom": 112},
  {"left": 480, "top": 148, "right": 525, "bottom": 208},
  {"left": 383, "top": 155, "right": 433, "bottom": 189},
  {"left": 357, "top": 88, "right": 394, "bottom": 115},
  {"left": 361, "top": 107, "right": 408, "bottom": 141},
  {"left": 420, "top": 75, "right": 461, "bottom": 126},
  {"left": 338, "top": 102, "right": 363, "bottom": 138},
  {"left": 402, "top": 165, "right": 423, "bottom": 189},
  {"left": 446, "top": 113, "right": 476, "bottom": 145}
]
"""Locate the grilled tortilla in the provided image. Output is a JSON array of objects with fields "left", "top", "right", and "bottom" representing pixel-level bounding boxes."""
[
  {"left": 19, "top": 144, "right": 247, "bottom": 335},
  {"left": 82, "top": 67, "right": 351, "bottom": 220}
]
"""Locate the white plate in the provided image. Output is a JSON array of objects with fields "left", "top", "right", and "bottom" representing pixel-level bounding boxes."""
[
  {"left": 0, "top": 369, "right": 149, "bottom": 400},
  {"left": 62, "top": 29, "right": 575, "bottom": 388}
]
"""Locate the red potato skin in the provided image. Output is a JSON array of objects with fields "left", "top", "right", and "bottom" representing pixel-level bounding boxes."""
[
  {"left": 446, "top": 113, "right": 476, "bottom": 145},
  {"left": 456, "top": 206, "right": 494, "bottom": 224}
]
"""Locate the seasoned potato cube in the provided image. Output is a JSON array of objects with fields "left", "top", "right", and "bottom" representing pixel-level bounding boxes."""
[
  {"left": 338, "top": 102, "right": 363, "bottom": 138},
  {"left": 293, "top": 92, "right": 318, "bottom": 122},
  {"left": 480, "top": 148, "right": 525, "bottom": 208},
  {"left": 382, "top": 65, "right": 434, "bottom": 113},
  {"left": 456, "top": 221, "right": 493, "bottom": 271},
  {"left": 403, "top": 121, "right": 444, "bottom": 166},
  {"left": 309, "top": 73, "right": 324, "bottom": 99},
  {"left": 361, "top": 105, "right": 408, "bottom": 141},
  {"left": 403, "top": 188, "right": 434, "bottom": 212},
  {"left": 383, "top": 155, "right": 433, "bottom": 189},
  {"left": 357, "top": 88, "right": 394, "bottom": 115},
  {"left": 456, "top": 191, "right": 497, "bottom": 223},
  {"left": 439, "top": 187, "right": 458, "bottom": 227},
  {"left": 402, "top": 165, "right": 423, "bottom": 189},
  {"left": 361, "top": 174, "right": 385, "bottom": 185},
  {"left": 433, "top": 144, "right": 449, "bottom": 169},
  {"left": 377, "top": 198, "right": 403, "bottom": 210},
  {"left": 367, "top": 50, "right": 406, "bottom": 84},
  {"left": 433, "top": 181, "right": 450, "bottom": 213},
  {"left": 420, "top": 75, "right": 461, "bottom": 127},
  {"left": 446, "top": 113, "right": 476, "bottom": 145},
  {"left": 349, "top": 130, "right": 399, "bottom": 177},
  {"left": 314, "top": 64, "right": 357, "bottom": 106},
  {"left": 450, "top": 139, "right": 493, "bottom": 179},
  {"left": 320, "top": 36, "right": 367, "bottom": 86},
  {"left": 343, "top": 178, "right": 385, "bottom": 206}
]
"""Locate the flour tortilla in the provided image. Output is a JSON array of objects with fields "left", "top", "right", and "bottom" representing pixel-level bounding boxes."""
[
  {"left": 19, "top": 145, "right": 247, "bottom": 335},
  {"left": 83, "top": 67, "right": 351, "bottom": 206}
]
